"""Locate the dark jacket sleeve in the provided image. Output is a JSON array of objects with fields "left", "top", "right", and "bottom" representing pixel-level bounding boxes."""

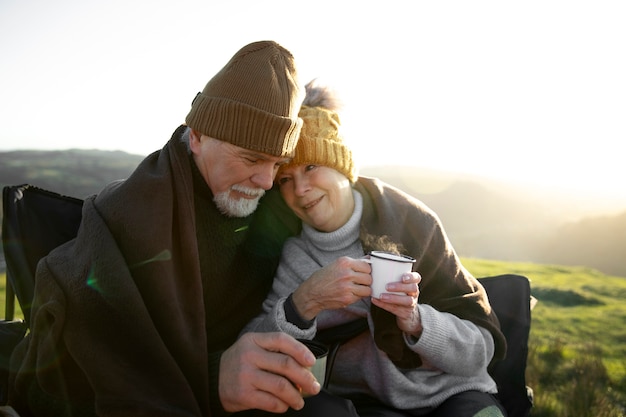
[{"left": 9, "top": 128, "right": 210, "bottom": 416}]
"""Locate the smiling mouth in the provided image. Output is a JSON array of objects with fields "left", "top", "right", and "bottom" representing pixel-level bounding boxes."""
[{"left": 303, "top": 196, "right": 323, "bottom": 210}]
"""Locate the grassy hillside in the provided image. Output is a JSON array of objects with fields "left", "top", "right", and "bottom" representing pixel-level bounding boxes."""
[
  {"left": 464, "top": 258, "right": 626, "bottom": 416},
  {"left": 2, "top": 258, "right": 625, "bottom": 416}
]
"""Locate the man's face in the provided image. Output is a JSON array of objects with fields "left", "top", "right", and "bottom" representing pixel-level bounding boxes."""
[{"left": 189, "top": 129, "right": 290, "bottom": 217}]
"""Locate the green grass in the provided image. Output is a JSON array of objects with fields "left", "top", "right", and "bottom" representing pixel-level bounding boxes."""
[
  {"left": 1, "top": 272, "right": 24, "bottom": 321},
  {"left": 3, "top": 260, "right": 626, "bottom": 416},
  {"left": 464, "top": 257, "right": 626, "bottom": 417}
]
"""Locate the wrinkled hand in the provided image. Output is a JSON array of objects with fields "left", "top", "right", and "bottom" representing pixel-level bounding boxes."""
[
  {"left": 292, "top": 256, "right": 372, "bottom": 320},
  {"left": 219, "top": 332, "right": 320, "bottom": 413},
  {"left": 371, "top": 271, "right": 423, "bottom": 336}
]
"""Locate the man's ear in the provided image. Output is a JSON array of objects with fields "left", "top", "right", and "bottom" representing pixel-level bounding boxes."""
[{"left": 189, "top": 128, "right": 202, "bottom": 154}]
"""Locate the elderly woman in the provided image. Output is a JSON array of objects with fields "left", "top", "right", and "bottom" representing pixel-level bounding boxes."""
[{"left": 243, "top": 81, "right": 508, "bottom": 417}]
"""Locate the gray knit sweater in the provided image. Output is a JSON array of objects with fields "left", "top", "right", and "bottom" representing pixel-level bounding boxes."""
[{"left": 243, "top": 189, "right": 498, "bottom": 410}]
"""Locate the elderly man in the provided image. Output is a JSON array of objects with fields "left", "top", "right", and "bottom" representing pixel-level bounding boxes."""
[{"left": 8, "top": 41, "right": 358, "bottom": 417}]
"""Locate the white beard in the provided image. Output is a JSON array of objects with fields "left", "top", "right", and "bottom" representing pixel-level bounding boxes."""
[{"left": 213, "top": 184, "right": 265, "bottom": 217}]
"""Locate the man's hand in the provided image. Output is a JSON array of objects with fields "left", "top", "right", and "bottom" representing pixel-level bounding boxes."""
[{"left": 219, "top": 332, "right": 321, "bottom": 413}]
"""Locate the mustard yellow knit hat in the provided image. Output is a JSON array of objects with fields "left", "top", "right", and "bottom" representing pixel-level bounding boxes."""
[
  {"left": 278, "top": 81, "right": 356, "bottom": 182},
  {"left": 185, "top": 41, "right": 304, "bottom": 157}
]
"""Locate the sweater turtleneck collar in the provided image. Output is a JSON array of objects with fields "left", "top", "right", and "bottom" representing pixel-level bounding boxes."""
[{"left": 302, "top": 189, "right": 363, "bottom": 252}]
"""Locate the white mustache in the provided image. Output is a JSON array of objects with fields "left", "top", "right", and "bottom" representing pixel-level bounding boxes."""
[{"left": 231, "top": 184, "right": 265, "bottom": 198}]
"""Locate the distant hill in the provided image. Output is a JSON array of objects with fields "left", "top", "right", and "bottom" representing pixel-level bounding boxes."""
[
  {"left": 535, "top": 211, "right": 626, "bottom": 279},
  {"left": 1, "top": 151, "right": 625, "bottom": 277},
  {"left": 0, "top": 149, "right": 144, "bottom": 198},
  {"left": 360, "top": 165, "right": 626, "bottom": 277}
]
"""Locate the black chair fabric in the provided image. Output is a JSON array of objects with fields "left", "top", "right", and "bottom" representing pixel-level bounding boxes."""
[
  {"left": 479, "top": 274, "right": 533, "bottom": 417},
  {"left": 1, "top": 184, "right": 532, "bottom": 416},
  {"left": 2, "top": 184, "right": 84, "bottom": 324}
]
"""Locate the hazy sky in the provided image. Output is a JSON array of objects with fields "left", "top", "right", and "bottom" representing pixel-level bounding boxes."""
[{"left": 1, "top": 0, "right": 625, "bottom": 201}]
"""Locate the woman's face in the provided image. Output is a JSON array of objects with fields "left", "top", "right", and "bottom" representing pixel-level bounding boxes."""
[{"left": 277, "top": 165, "right": 354, "bottom": 232}]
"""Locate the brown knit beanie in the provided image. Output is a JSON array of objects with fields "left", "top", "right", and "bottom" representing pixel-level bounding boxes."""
[
  {"left": 278, "top": 81, "right": 356, "bottom": 182},
  {"left": 185, "top": 41, "right": 304, "bottom": 157}
]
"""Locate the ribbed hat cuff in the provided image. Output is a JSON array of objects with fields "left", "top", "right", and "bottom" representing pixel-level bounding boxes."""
[
  {"left": 185, "top": 94, "right": 303, "bottom": 157},
  {"left": 280, "top": 137, "right": 356, "bottom": 182}
]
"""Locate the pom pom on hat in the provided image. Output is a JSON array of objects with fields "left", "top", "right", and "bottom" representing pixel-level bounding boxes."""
[
  {"left": 279, "top": 80, "right": 356, "bottom": 182},
  {"left": 185, "top": 41, "right": 304, "bottom": 157}
]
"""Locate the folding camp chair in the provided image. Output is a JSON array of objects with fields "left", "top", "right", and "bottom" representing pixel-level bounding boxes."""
[
  {"left": 1, "top": 184, "right": 533, "bottom": 416},
  {"left": 1, "top": 184, "right": 84, "bottom": 405},
  {"left": 2, "top": 184, "right": 84, "bottom": 324},
  {"left": 479, "top": 274, "right": 534, "bottom": 417}
]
